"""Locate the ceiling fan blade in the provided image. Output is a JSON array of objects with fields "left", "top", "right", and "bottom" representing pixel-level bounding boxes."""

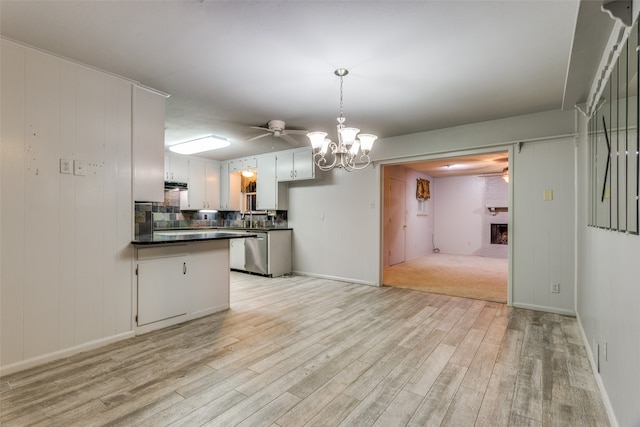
[
  {"left": 284, "top": 129, "right": 309, "bottom": 135},
  {"left": 245, "top": 133, "right": 270, "bottom": 142},
  {"left": 280, "top": 133, "right": 300, "bottom": 146},
  {"left": 249, "top": 126, "right": 270, "bottom": 131}
]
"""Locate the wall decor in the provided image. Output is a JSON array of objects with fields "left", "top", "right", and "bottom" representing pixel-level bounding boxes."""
[{"left": 588, "top": 20, "right": 639, "bottom": 234}]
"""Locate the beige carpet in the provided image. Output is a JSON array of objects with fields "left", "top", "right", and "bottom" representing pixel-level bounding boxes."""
[{"left": 383, "top": 253, "right": 507, "bottom": 303}]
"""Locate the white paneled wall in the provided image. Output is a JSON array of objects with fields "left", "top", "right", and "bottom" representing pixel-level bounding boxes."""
[
  {"left": 576, "top": 112, "right": 640, "bottom": 427},
  {"left": 512, "top": 137, "right": 576, "bottom": 315},
  {"left": 0, "top": 40, "right": 134, "bottom": 373}
]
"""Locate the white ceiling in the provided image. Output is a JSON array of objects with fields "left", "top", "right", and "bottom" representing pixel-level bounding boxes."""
[{"left": 0, "top": 0, "right": 614, "bottom": 173}]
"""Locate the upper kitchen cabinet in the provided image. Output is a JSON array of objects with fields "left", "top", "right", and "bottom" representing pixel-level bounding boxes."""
[
  {"left": 180, "top": 158, "right": 220, "bottom": 210},
  {"left": 256, "top": 155, "right": 288, "bottom": 211},
  {"left": 164, "top": 154, "right": 188, "bottom": 183},
  {"left": 276, "top": 147, "right": 315, "bottom": 181},
  {"left": 220, "top": 162, "right": 242, "bottom": 211},
  {"left": 132, "top": 86, "right": 168, "bottom": 202},
  {"left": 229, "top": 157, "right": 257, "bottom": 173}
]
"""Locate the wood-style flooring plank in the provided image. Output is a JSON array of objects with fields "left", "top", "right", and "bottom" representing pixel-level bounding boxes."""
[{"left": 0, "top": 272, "right": 611, "bottom": 427}]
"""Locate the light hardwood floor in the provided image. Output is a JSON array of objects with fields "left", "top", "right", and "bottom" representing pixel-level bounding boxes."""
[{"left": 0, "top": 273, "right": 610, "bottom": 426}]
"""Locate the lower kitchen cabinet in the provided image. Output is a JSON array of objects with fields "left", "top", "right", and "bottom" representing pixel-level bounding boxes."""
[
  {"left": 135, "top": 240, "right": 230, "bottom": 333},
  {"left": 137, "top": 250, "right": 188, "bottom": 326},
  {"left": 229, "top": 237, "right": 245, "bottom": 270}
]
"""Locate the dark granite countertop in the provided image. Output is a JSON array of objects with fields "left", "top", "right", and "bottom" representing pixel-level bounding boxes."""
[{"left": 132, "top": 231, "right": 257, "bottom": 246}]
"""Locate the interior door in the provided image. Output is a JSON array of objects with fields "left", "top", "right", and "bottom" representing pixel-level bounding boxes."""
[{"left": 389, "top": 177, "right": 406, "bottom": 265}]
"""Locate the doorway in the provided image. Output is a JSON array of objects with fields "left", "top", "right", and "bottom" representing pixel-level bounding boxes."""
[{"left": 381, "top": 151, "right": 510, "bottom": 303}]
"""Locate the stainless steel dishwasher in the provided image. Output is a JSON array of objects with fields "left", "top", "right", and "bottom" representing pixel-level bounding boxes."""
[{"left": 244, "top": 232, "right": 268, "bottom": 275}]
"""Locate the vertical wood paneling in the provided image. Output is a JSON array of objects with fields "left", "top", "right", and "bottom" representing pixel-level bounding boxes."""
[
  {"left": 1, "top": 40, "right": 134, "bottom": 371},
  {"left": 0, "top": 40, "right": 26, "bottom": 365},
  {"left": 513, "top": 138, "right": 575, "bottom": 314},
  {"left": 513, "top": 143, "right": 535, "bottom": 303},
  {"left": 23, "top": 50, "right": 61, "bottom": 359},
  {"left": 74, "top": 66, "right": 106, "bottom": 344},
  {"left": 532, "top": 142, "right": 550, "bottom": 307},
  {"left": 58, "top": 61, "right": 78, "bottom": 349},
  {"left": 113, "top": 81, "right": 133, "bottom": 335}
]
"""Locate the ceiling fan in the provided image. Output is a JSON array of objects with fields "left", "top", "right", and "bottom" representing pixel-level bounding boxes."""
[{"left": 246, "top": 120, "right": 308, "bottom": 146}]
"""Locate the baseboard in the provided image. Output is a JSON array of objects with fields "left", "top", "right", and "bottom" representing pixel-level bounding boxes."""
[
  {"left": 511, "top": 302, "right": 575, "bottom": 317},
  {"left": 0, "top": 331, "right": 136, "bottom": 376},
  {"left": 575, "top": 313, "right": 619, "bottom": 427},
  {"left": 292, "top": 270, "right": 378, "bottom": 287}
]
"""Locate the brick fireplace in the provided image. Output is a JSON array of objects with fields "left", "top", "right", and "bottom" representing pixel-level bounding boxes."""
[{"left": 478, "top": 176, "right": 509, "bottom": 258}]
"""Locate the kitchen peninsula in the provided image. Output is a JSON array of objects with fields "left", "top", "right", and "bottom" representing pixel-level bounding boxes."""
[{"left": 131, "top": 231, "right": 252, "bottom": 334}]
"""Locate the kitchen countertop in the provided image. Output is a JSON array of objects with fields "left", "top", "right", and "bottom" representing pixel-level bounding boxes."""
[
  {"left": 132, "top": 227, "right": 292, "bottom": 246},
  {"left": 132, "top": 230, "right": 257, "bottom": 246}
]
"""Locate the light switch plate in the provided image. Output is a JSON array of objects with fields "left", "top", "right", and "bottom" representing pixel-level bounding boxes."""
[
  {"left": 73, "top": 160, "right": 86, "bottom": 176},
  {"left": 60, "top": 158, "right": 72, "bottom": 174}
]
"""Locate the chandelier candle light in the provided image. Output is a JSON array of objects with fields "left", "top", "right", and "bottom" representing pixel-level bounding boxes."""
[{"left": 307, "top": 69, "right": 377, "bottom": 171}]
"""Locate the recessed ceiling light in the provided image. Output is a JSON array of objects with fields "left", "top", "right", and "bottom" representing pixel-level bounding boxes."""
[{"left": 169, "top": 136, "right": 230, "bottom": 155}]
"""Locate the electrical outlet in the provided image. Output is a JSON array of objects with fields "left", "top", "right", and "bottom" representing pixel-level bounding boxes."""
[
  {"left": 60, "top": 158, "right": 72, "bottom": 174},
  {"left": 73, "top": 160, "right": 86, "bottom": 176},
  {"left": 551, "top": 282, "right": 560, "bottom": 293}
]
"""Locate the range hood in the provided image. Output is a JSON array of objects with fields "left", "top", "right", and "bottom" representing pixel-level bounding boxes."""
[{"left": 164, "top": 181, "right": 188, "bottom": 190}]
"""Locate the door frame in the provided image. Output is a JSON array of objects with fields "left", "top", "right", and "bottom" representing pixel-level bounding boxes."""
[{"left": 377, "top": 145, "right": 514, "bottom": 307}]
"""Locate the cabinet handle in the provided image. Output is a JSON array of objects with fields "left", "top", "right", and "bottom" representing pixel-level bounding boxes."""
[
  {"left": 183, "top": 262, "right": 187, "bottom": 275},
  {"left": 290, "top": 171, "right": 294, "bottom": 178},
  {"left": 294, "top": 170, "right": 297, "bottom": 178}
]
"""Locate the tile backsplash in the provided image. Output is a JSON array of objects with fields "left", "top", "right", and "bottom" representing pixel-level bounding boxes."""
[{"left": 134, "top": 190, "right": 288, "bottom": 238}]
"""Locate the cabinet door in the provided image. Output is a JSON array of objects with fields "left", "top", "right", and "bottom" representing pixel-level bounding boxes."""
[
  {"left": 137, "top": 256, "right": 187, "bottom": 325},
  {"left": 205, "top": 161, "right": 220, "bottom": 209},
  {"left": 229, "top": 159, "right": 243, "bottom": 172},
  {"left": 165, "top": 155, "right": 189, "bottom": 182},
  {"left": 293, "top": 148, "right": 315, "bottom": 180},
  {"left": 220, "top": 162, "right": 230, "bottom": 209},
  {"left": 229, "top": 238, "right": 245, "bottom": 270},
  {"left": 257, "top": 155, "right": 277, "bottom": 210},
  {"left": 229, "top": 172, "right": 242, "bottom": 211},
  {"left": 132, "top": 86, "right": 165, "bottom": 202},
  {"left": 276, "top": 152, "right": 294, "bottom": 181},
  {"left": 185, "top": 159, "right": 206, "bottom": 210}
]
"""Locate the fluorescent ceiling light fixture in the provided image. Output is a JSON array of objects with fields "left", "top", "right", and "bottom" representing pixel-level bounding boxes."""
[{"left": 169, "top": 136, "right": 229, "bottom": 155}]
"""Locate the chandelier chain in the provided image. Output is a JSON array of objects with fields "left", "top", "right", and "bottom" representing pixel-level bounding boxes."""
[{"left": 339, "top": 75, "right": 344, "bottom": 122}]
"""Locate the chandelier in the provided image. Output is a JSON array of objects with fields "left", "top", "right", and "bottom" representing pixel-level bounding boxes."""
[{"left": 306, "top": 68, "right": 377, "bottom": 171}]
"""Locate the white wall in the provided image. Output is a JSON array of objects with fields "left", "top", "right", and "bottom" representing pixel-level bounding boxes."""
[
  {"left": 1, "top": 40, "right": 134, "bottom": 374},
  {"left": 288, "top": 167, "right": 380, "bottom": 285},
  {"left": 511, "top": 137, "right": 576, "bottom": 316},
  {"left": 383, "top": 165, "right": 435, "bottom": 266},
  {"left": 433, "top": 175, "right": 484, "bottom": 255},
  {"left": 288, "top": 108, "right": 576, "bottom": 291},
  {"left": 576, "top": 112, "right": 640, "bottom": 427}
]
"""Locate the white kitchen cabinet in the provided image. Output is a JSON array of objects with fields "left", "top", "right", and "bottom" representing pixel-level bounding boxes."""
[
  {"left": 180, "top": 159, "right": 221, "bottom": 210},
  {"left": 135, "top": 240, "right": 231, "bottom": 333},
  {"left": 205, "top": 161, "right": 221, "bottom": 209},
  {"left": 220, "top": 162, "right": 242, "bottom": 211},
  {"left": 132, "top": 85, "right": 166, "bottom": 202},
  {"left": 229, "top": 157, "right": 257, "bottom": 173},
  {"left": 164, "top": 155, "right": 189, "bottom": 182},
  {"left": 257, "top": 155, "right": 288, "bottom": 211},
  {"left": 136, "top": 247, "right": 188, "bottom": 326},
  {"left": 276, "top": 147, "right": 315, "bottom": 181},
  {"left": 229, "top": 237, "right": 245, "bottom": 270}
]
